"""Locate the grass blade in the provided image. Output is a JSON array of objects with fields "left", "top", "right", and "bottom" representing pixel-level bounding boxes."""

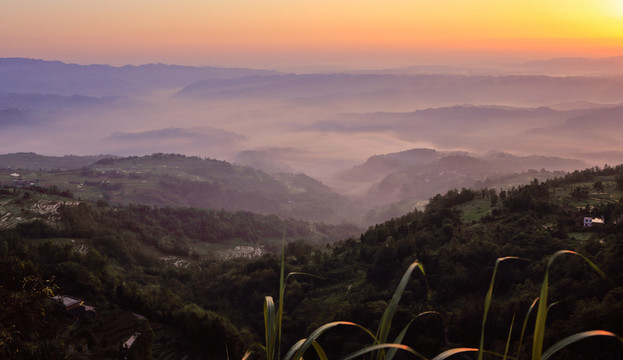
[
  {"left": 385, "top": 320, "right": 414, "bottom": 360},
  {"left": 277, "top": 236, "right": 286, "bottom": 360},
  {"left": 376, "top": 262, "right": 425, "bottom": 349},
  {"left": 283, "top": 339, "right": 306, "bottom": 360},
  {"left": 383, "top": 311, "right": 447, "bottom": 360},
  {"left": 275, "top": 242, "right": 325, "bottom": 360},
  {"left": 478, "top": 256, "right": 521, "bottom": 360},
  {"left": 264, "top": 296, "right": 277, "bottom": 360},
  {"left": 502, "top": 314, "right": 515, "bottom": 360},
  {"left": 286, "top": 271, "right": 325, "bottom": 282},
  {"left": 516, "top": 297, "right": 539, "bottom": 360},
  {"left": 340, "top": 343, "right": 428, "bottom": 360},
  {"left": 541, "top": 330, "right": 623, "bottom": 360},
  {"left": 531, "top": 250, "right": 608, "bottom": 360},
  {"left": 432, "top": 347, "right": 478, "bottom": 360},
  {"left": 312, "top": 340, "right": 329, "bottom": 360},
  {"left": 532, "top": 251, "right": 571, "bottom": 360},
  {"left": 285, "top": 321, "right": 377, "bottom": 360},
  {"left": 278, "top": 271, "right": 324, "bottom": 358}
]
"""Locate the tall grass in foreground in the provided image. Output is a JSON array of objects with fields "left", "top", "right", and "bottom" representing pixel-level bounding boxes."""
[
  {"left": 257, "top": 249, "right": 622, "bottom": 360},
  {"left": 529, "top": 250, "right": 621, "bottom": 360}
]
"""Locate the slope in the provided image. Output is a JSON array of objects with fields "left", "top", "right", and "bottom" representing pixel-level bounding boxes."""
[
  {"left": 2, "top": 164, "right": 623, "bottom": 359},
  {"left": 0, "top": 153, "right": 353, "bottom": 224}
]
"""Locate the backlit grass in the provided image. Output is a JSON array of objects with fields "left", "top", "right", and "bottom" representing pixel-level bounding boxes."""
[{"left": 256, "top": 248, "right": 623, "bottom": 360}]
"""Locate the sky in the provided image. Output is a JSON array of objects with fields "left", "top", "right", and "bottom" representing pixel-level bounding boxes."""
[{"left": 2, "top": 0, "right": 623, "bottom": 70}]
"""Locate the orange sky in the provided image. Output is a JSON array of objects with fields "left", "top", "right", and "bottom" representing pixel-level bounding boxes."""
[{"left": 2, "top": 0, "right": 622, "bottom": 69}]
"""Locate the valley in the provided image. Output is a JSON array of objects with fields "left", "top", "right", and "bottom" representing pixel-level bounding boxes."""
[
  {"left": 2, "top": 57, "right": 623, "bottom": 359},
  {"left": 1, "top": 163, "right": 623, "bottom": 359}
]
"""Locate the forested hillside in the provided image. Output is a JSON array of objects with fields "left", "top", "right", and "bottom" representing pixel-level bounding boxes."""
[
  {"left": 1, "top": 165, "right": 623, "bottom": 359},
  {"left": 0, "top": 151, "right": 591, "bottom": 226},
  {"left": 0, "top": 152, "right": 113, "bottom": 171},
  {"left": 0, "top": 153, "right": 353, "bottom": 224}
]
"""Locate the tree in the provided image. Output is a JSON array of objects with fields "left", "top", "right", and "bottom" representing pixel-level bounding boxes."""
[
  {"left": 571, "top": 185, "right": 590, "bottom": 199},
  {"left": 594, "top": 181, "right": 605, "bottom": 192},
  {"left": 489, "top": 189, "right": 498, "bottom": 207},
  {"left": 616, "top": 173, "right": 623, "bottom": 191}
]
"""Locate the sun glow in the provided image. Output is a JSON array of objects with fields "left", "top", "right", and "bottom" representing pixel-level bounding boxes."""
[
  {"left": 601, "top": 0, "right": 623, "bottom": 18},
  {"left": 2, "top": 0, "right": 623, "bottom": 67}
]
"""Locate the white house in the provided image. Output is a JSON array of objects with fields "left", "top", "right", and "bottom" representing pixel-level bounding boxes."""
[{"left": 583, "top": 217, "right": 604, "bottom": 227}]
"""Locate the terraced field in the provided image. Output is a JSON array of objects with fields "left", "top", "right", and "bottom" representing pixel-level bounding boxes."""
[{"left": 0, "top": 195, "right": 79, "bottom": 230}]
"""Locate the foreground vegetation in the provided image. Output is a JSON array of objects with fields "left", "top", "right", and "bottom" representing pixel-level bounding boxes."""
[
  {"left": 262, "top": 250, "right": 621, "bottom": 360},
  {"left": 1, "top": 165, "right": 623, "bottom": 359}
]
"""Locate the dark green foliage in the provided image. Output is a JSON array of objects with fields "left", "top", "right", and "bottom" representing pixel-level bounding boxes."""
[
  {"left": 24, "top": 184, "right": 74, "bottom": 199},
  {"left": 503, "top": 179, "right": 552, "bottom": 214},
  {"left": 0, "top": 256, "right": 59, "bottom": 359},
  {"left": 614, "top": 171, "right": 623, "bottom": 191},
  {"left": 1, "top": 164, "right": 623, "bottom": 359},
  {"left": 427, "top": 188, "right": 476, "bottom": 210},
  {"left": 15, "top": 219, "right": 58, "bottom": 238},
  {"left": 54, "top": 201, "right": 357, "bottom": 251},
  {"left": 571, "top": 185, "right": 590, "bottom": 199},
  {"left": 490, "top": 190, "right": 499, "bottom": 207}
]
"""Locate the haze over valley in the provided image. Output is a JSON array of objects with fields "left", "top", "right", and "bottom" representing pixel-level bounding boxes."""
[
  {"left": 3, "top": 57, "right": 623, "bottom": 225},
  {"left": 2, "top": 58, "right": 623, "bottom": 212}
]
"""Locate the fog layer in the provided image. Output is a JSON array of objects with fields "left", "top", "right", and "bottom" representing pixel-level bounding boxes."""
[{"left": 2, "top": 57, "right": 623, "bottom": 191}]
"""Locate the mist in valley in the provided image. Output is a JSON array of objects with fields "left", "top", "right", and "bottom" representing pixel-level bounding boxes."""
[{"left": 2, "top": 57, "right": 623, "bottom": 224}]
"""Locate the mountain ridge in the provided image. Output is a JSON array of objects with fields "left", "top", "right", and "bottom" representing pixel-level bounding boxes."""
[
  {"left": 0, "top": 153, "right": 354, "bottom": 224},
  {"left": 0, "top": 57, "right": 282, "bottom": 96}
]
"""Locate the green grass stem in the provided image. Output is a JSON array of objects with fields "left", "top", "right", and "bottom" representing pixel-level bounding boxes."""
[
  {"left": 284, "top": 321, "right": 377, "bottom": 360},
  {"left": 277, "top": 236, "right": 286, "bottom": 360},
  {"left": 516, "top": 297, "right": 539, "bottom": 360},
  {"left": 502, "top": 314, "right": 515, "bottom": 360},
  {"left": 384, "top": 320, "right": 414, "bottom": 360},
  {"left": 478, "top": 256, "right": 522, "bottom": 360},
  {"left": 531, "top": 250, "right": 608, "bottom": 360},
  {"left": 376, "top": 261, "right": 425, "bottom": 360},
  {"left": 264, "top": 296, "right": 277, "bottom": 360},
  {"left": 312, "top": 340, "right": 329, "bottom": 360},
  {"left": 260, "top": 248, "right": 620, "bottom": 360},
  {"left": 265, "top": 235, "right": 325, "bottom": 360}
]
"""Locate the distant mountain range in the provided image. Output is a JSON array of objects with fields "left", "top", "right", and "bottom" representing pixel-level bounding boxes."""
[
  {"left": 0, "top": 92, "right": 122, "bottom": 110},
  {"left": 3, "top": 57, "right": 623, "bottom": 165},
  {"left": 0, "top": 152, "right": 114, "bottom": 170},
  {"left": 1, "top": 57, "right": 622, "bottom": 225},
  {"left": 176, "top": 72, "right": 623, "bottom": 107},
  {"left": 515, "top": 56, "right": 623, "bottom": 75},
  {"left": 0, "top": 58, "right": 280, "bottom": 97},
  {"left": 332, "top": 148, "right": 584, "bottom": 223},
  {"left": 0, "top": 92, "right": 129, "bottom": 129},
  {"left": 349, "top": 55, "right": 623, "bottom": 76},
  {"left": 345, "top": 148, "right": 585, "bottom": 185},
  {"left": 0, "top": 150, "right": 587, "bottom": 226}
]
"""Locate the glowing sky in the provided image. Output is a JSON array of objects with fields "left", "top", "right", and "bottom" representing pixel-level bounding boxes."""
[{"left": 2, "top": 0, "right": 622, "bottom": 69}]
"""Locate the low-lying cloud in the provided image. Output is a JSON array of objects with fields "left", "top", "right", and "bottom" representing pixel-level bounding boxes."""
[{"left": 3, "top": 57, "right": 623, "bottom": 192}]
